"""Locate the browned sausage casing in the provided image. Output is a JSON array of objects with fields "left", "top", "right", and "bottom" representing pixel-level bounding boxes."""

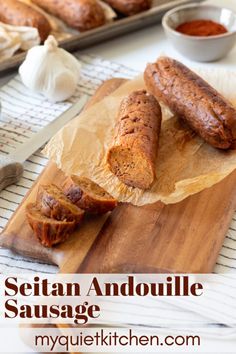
[
  {"left": 104, "top": 0, "right": 151, "bottom": 16},
  {"left": 32, "top": 0, "right": 106, "bottom": 31},
  {"left": 0, "top": 0, "right": 51, "bottom": 42},
  {"left": 144, "top": 57, "right": 236, "bottom": 149},
  {"left": 107, "top": 90, "right": 162, "bottom": 190}
]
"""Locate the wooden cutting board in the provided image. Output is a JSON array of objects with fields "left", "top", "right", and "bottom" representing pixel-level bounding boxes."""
[{"left": 1, "top": 78, "right": 236, "bottom": 274}]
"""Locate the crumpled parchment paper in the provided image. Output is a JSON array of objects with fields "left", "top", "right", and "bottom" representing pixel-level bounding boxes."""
[
  {"left": 0, "top": 22, "right": 40, "bottom": 61},
  {"left": 43, "top": 67, "right": 236, "bottom": 206}
]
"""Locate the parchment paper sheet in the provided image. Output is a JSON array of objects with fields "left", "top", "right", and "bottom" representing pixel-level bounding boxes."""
[{"left": 43, "top": 68, "right": 236, "bottom": 206}]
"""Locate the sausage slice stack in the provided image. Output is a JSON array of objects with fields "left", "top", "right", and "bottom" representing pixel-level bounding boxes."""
[{"left": 26, "top": 178, "right": 117, "bottom": 247}]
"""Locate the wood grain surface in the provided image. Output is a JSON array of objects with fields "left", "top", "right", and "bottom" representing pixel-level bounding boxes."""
[
  {"left": 1, "top": 77, "right": 236, "bottom": 273},
  {"left": 0, "top": 78, "right": 126, "bottom": 273}
]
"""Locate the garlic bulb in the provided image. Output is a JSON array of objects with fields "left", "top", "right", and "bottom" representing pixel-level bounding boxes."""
[{"left": 19, "top": 35, "right": 81, "bottom": 102}]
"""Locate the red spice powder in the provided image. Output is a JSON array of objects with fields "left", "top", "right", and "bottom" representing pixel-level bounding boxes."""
[{"left": 176, "top": 19, "right": 228, "bottom": 37}]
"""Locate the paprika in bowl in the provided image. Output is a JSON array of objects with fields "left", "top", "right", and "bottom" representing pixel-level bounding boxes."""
[{"left": 162, "top": 4, "right": 236, "bottom": 62}]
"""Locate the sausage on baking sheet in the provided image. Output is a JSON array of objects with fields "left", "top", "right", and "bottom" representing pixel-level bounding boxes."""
[
  {"left": 144, "top": 56, "right": 236, "bottom": 149},
  {"left": 0, "top": 0, "right": 51, "bottom": 42},
  {"left": 107, "top": 90, "right": 162, "bottom": 190},
  {"left": 104, "top": 0, "right": 152, "bottom": 16},
  {"left": 32, "top": 0, "right": 106, "bottom": 31}
]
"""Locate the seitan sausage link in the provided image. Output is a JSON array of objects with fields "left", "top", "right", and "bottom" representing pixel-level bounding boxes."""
[
  {"left": 103, "top": 0, "right": 151, "bottom": 16},
  {"left": 0, "top": 0, "right": 51, "bottom": 42},
  {"left": 107, "top": 90, "right": 162, "bottom": 190},
  {"left": 32, "top": 0, "right": 106, "bottom": 31},
  {"left": 144, "top": 57, "right": 236, "bottom": 149}
]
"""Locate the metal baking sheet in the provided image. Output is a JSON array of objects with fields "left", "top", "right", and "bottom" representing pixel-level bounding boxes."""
[{"left": 0, "top": 0, "right": 203, "bottom": 73}]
